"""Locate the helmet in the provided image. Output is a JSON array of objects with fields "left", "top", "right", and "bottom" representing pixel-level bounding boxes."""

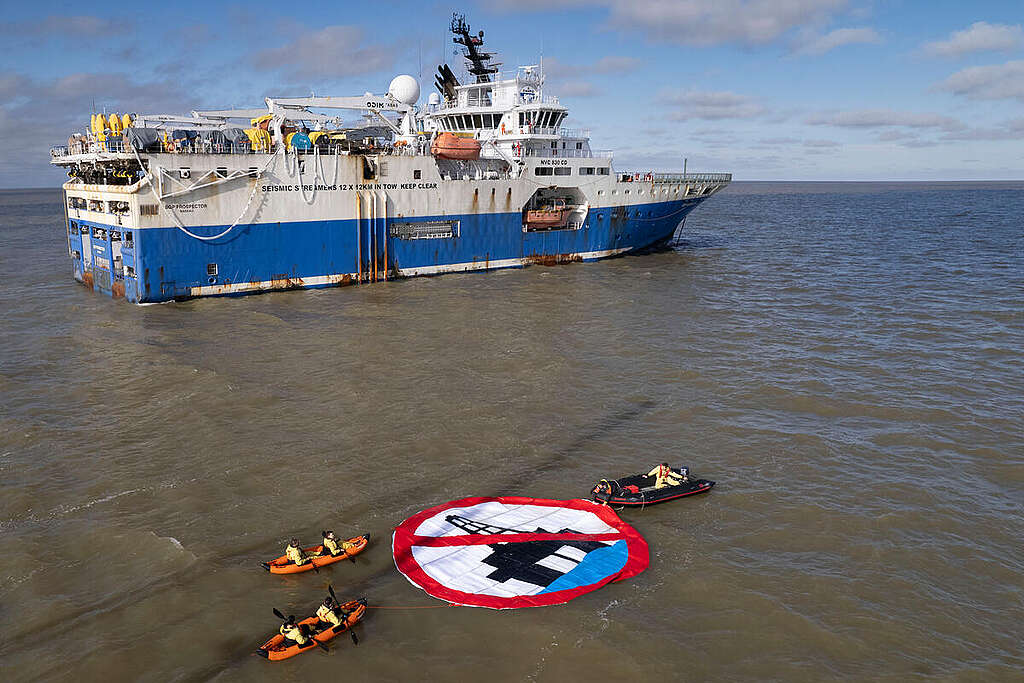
[{"left": 290, "top": 538, "right": 300, "bottom": 547}]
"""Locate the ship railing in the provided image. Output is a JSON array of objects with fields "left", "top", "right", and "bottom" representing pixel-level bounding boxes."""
[
  {"left": 51, "top": 146, "right": 69, "bottom": 158},
  {"left": 655, "top": 172, "right": 732, "bottom": 183},
  {"left": 523, "top": 148, "right": 604, "bottom": 159},
  {"left": 618, "top": 172, "right": 732, "bottom": 184},
  {"left": 557, "top": 128, "right": 591, "bottom": 139}
]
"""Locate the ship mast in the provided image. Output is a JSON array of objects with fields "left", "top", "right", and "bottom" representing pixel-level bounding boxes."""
[{"left": 450, "top": 12, "right": 498, "bottom": 83}]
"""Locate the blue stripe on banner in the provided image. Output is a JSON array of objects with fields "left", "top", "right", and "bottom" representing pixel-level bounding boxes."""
[{"left": 539, "top": 540, "right": 628, "bottom": 593}]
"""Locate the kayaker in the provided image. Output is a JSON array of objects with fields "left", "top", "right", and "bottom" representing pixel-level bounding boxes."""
[
  {"left": 285, "top": 539, "right": 312, "bottom": 566},
  {"left": 279, "top": 617, "right": 310, "bottom": 647},
  {"left": 321, "top": 530, "right": 356, "bottom": 557},
  {"left": 315, "top": 596, "right": 346, "bottom": 630},
  {"left": 647, "top": 463, "right": 683, "bottom": 489}
]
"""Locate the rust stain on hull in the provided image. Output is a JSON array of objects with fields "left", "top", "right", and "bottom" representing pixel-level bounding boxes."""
[{"left": 525, "top": 253, "right": 584, "bottom": 267}]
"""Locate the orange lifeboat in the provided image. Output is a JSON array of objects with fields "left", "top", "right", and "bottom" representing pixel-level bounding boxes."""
[
  {"left": 524, "top": 198, "right": 572, "bottom": 230},
  {"left": 431, "top": 132, "right": 481, "bottom": 161}
]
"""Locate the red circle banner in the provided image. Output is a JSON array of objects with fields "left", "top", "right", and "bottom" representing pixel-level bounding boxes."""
[{"left": 392, "top": 496, "right": 649, "bottom": 609}]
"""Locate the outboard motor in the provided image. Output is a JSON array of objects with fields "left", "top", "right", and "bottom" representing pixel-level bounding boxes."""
[{"left": 590, "top": 479, "right": 621, "bottom": 503}]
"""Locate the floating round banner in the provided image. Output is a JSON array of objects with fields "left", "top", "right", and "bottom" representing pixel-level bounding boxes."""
[{"left": 392, "top": 496, "right": 649, "bottom": 609}]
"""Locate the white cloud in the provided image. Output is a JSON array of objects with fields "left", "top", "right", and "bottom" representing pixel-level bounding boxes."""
[
  {"left": 876, "top": 130, "right": 916, "bottom": 141},
  {"left": 0, "top": 70, "right": 200, "bottom": 188},
  {"left": 485, "top": 0, "right": 850, "bottom": 46},
  {"left": 793, "top": 27, "right": 880, "bottom": 55},
  {"left": 806, "top": 108, "right": 966, "bottom": 132},
  {"left": 936, "top": 60, "right": 1024, "bottom": 102},
  {"left": 758, "top": 137, "right": 803, "bottom": 145},
  {"left": 940, "top": 119, "right": 1024, "bottom": 141},
  {"left": 542, "top": 56, "right": 641, "bottom": 99},
  {"left": 663, "top": 90, "right": 766, "bottom": 120},
  {"left": 557, "top": 81, "right": 601, "bottom": 97},
  {"left": 923, "top": 22, "right": 1023, "bottom": 57},
  {"left": 0, "top": 15, "right": 124, "bottom": 37},
  {"left": 253, "top": 26, "right": 397, "bottom": 80},
  {"left": 542, "top": 56, "right": 642, "bottom": 80}
]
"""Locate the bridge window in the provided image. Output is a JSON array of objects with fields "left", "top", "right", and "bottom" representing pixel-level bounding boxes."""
[
  {"left": 576, "top": 142, "right": 583, "bottom": 150},
  {"left": 472, "top": 114, "right": 482, "bottom": 128},
  {"left": 554, "top": 167, "right": 571, "bottom": 176},
  {"left": 579, "top": 167, "right": 594, "bottom": 175},
  {"left": 598, "top": 167, "right": 609, "bottom": 175},
  {"left": 535, "top": 167, "right": 553, "bottom": 176}
]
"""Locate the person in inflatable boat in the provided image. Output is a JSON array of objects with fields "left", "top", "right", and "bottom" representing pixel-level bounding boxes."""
[
  {"left": 647, "top": 463, "right": 688, "bottom": 489},
  {"left": 315, "top": 596, "right": 348, "bottom": 630},
  {"left": 285, "top": 538, "right": 312, "bottom": 566},
  {"left": 321, "top": 530, "right": 357, "bottom": 557},
  {"left": 279, "top": 617, "right": 310, "bottom": 647}
]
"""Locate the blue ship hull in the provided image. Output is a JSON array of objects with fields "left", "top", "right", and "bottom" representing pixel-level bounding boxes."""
[{"left": 66, "top": 196, "right": 706, "bottom": 304}]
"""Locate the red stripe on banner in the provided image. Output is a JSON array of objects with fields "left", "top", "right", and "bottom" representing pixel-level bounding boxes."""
[
  {"left": 409, "top": 531, "right": 625, "bottom": 547},
  {"left": 392, "top": 496, "right": 650, "bottom": 610}
]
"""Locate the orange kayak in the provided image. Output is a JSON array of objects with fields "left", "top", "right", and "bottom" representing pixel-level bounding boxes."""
[
  {"left": 256, "top": 599, "right": 367, "bottom": 661},
  {"left": 261, "top": 535, "right": 369, "bottom": 574}
]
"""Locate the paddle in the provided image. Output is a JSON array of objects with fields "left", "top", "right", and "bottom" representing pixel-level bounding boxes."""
[
  {"left": 327, "top": 585, "right": 360, "bottom": 645},
  {"left": 272, "top": 608, "right": 329, "bottom": 653},
  {"left": 324, "top": 531, "right": 358, "bottom": 564},
  {"left": 304, "top": 544, "right": 321, "bottom": 574}
]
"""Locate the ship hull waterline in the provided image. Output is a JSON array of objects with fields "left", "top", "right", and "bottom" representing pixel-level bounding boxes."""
[{"left": 64, "top": 197, "right": 707, "bottom": 304}]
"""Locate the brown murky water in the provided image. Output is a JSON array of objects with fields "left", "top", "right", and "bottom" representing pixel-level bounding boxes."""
[{"left": 2, "top": 183, "right": 1022, "bottom": 681}]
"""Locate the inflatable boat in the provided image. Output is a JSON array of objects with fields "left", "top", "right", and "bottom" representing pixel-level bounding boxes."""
[{"left": 590, "top": 469, "right": 714, "bottom": 507}]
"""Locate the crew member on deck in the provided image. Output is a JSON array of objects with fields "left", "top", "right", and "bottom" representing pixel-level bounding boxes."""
[
  {"left": 316, "top": 596, "right": 346, "bottom": 630},
  {"left": 279, "top": 617, "right": 309, "bottom": 647},
  {"left": 286, "top": 538, "right": 312, "bottom": 566},
  {"left": 647, "top": 463, "right": 683, "bottom": 489},
  {"left": 322, "top": 530, "right": 356, "bottom": 557}
]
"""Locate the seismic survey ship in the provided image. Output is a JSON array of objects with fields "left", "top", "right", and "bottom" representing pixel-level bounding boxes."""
[{"left": 50, "top": 14, "right": 730, "bottom": 304}]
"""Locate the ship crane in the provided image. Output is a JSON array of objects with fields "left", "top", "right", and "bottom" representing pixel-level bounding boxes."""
[{"left": 266, "top": 83, "right": 420, "bottom": 146}]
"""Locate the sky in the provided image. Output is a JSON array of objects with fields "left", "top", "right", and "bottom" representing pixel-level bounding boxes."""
[{"left": 2, "top": 0, "right": 1023, "bottom": 187}]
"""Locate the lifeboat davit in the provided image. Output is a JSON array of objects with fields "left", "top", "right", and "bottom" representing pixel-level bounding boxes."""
[{"left": 431, "top": 133, "right": 480, "bottom": 161}]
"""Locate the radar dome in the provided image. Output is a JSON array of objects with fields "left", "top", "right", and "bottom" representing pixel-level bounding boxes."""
[
  {"left": 428, "top": 92, "right": 441, "bottom": 106},
  {"left": 388, "top": 75, "right": 420, "bottom": 105}
]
